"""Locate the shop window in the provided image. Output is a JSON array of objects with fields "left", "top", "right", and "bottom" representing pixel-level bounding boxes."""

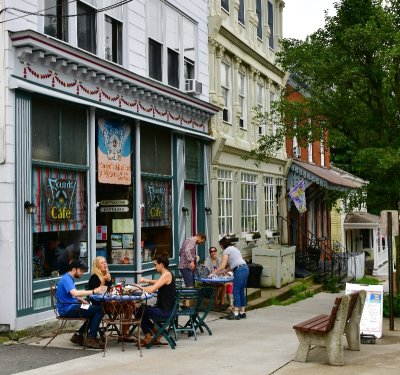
[
  {"left": 238, "top": 0, "right": 245, "bottom": 25},
  {"left": 31, "top": 96, "right": 89, "bottom": 279},
  {"left": 140, "top": 125, "right": 171, "bottom": 175},
  {"left": 96, "top": 118, "right": 134, "bottom": 266},
  {"left": 44, "top": 0, "right": 68, "bottom": 41},
  {"left": 185, "top": 138, "right": 202, "bottom": 183},
  {"left": 141, "top": 178, "right": 172, "bottom": 262},
  {"left": 77, "top": 1, "right": 97, "bottom": 54},
  {"left": 105, "top": 15, "right": 122, "bottom": 64},
  {"left": 32, "top": 96, "right": 87, "bottom": 165},
  {"left": 32, "top": 168, "right": 88, "bottom": 278}
]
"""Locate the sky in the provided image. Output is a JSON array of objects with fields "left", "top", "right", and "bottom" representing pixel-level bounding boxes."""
[{"left": 283, "top": 0, "right": 337, "bottom": 40}]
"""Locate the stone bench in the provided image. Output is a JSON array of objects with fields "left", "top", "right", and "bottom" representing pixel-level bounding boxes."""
[{"left": 293, "top": 290, "right": 366, "bottom": 366}]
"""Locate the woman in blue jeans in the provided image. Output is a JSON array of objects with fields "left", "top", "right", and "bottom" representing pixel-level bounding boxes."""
[{"left": 209, "top": 236, "right": 249, "bottom": 320}]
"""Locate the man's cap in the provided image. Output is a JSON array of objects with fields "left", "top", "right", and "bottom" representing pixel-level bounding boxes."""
[{"left": 69, "top": 260, "right": 88, "bottom": 271}]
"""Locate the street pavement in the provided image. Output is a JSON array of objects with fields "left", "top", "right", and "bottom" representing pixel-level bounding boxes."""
[{"left": 3, "top": 291, "right": 400, "bottom": 375}]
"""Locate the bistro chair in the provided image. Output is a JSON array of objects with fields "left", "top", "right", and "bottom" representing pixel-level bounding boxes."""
[
  {"left": 42, "top": 280, "right": 89, "bottom": 350},
  {"left": 171, "top": 287, "right": 199, "bottom": 341},
  {"left": 145, "top": 289, "right": 182, "bottom": 349},
  {"left": 100, "top": 285, "right": 146, "bottom": 357}
]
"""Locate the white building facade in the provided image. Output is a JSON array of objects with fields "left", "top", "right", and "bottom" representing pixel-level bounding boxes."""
[
  {"left": 208, "top": 0, "right": 288, "bottom": 256},
  {"left": 0, "top": 0, "right": 218, "bottom": 331}
]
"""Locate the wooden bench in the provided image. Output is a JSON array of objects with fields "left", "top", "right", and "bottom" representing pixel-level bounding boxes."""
[{"left": 293, "top": 290, "right": 366, "bottom": 366}]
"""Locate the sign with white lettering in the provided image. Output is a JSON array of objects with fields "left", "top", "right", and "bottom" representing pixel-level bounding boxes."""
[
  {"left": 100, "top": 207, "right": 129, "bottom": 213},
  {"left": 100, "top": 199, "right": 129, "bottom": 206}
]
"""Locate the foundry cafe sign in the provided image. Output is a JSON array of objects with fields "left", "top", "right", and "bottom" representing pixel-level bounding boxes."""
[{"left": 45, "top": 177, "right": 77, "bottom": 221}]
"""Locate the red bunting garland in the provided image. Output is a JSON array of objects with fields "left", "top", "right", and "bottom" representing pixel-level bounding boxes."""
[{"left": 20, "top": 61, "right": 205, "bottom": 129}]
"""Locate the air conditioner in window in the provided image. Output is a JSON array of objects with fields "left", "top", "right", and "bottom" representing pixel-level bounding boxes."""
[
  {"left": 185, "top": 79, "right": 203, "bottom": 95},
  {"left": 293, "top": 146, "right": 301, "bottom": 158}
]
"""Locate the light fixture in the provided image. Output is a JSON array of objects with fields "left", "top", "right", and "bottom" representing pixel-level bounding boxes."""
[
  {"left": 24, "top": 201, "right": 37, "bottom": 214},
  {"left": 205, "top": 207, "right": 212, "bottom": 215},
  {"left": 182, "top": 207, "right": 189, "bottom": 216}
]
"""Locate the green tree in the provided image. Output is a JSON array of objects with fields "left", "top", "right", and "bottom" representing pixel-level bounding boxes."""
[{"left": 251, "top": 0, "right": 400, "bottom": 214}]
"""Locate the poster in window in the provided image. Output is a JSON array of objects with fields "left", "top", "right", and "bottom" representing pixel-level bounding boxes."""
[
  {"left": 45, "top": 177, "right": 77, "bottom": 222},
  {"left": 111, "top": 234, "right": 123, "bottom": 248},
  {"left": 145, "top": 184, "right": 166, "bottom": 221},
  {"left": 97, "top": 119, "right": 131, "bottom": 185}
]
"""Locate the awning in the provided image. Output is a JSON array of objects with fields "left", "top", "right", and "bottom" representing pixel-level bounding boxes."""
[
  {"left": 344, "top": 211, "right": 380, "bottom": 229},
  {"left": 288, "top": 160, "right": 359, "bottom": 191}
]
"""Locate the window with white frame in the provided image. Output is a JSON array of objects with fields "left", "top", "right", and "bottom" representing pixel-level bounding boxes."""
[
  {"left": 77, "top": 1, "right": 97, "bottom": 54},
  {"left": 238, "top": 0, "right": 245, "bottom": 24},
  {"left": 257, "top": 83, "right": 265, "bottom": 135},
  {"left": 221, "top": 0, "right": 229, "bottom": 13},
  {"left": 183, "top": 19, "right": 196, "bottom": 80},
  {"left": 105, "top": 15, "right": 122, "bottom": 64},
  {"left": 268, "top": 1, "right": 274, "bottom": 49},
  {"left": 256, "top": 0, "right": 263, "bottom": 40},
  {"left": 264, "top": 177, "right": 276, "bottom": 230},
  {"left": 218, "top": 170, "right": 233, "bottom": 236},
  {"left": 270, "top": 91, "right": 276, "bottom": 134},
  {"left": 241, "top": 173, "right": 258, "bottom": 233},
  {"left": 147, "top": 0, "right": 197, "bottom": 89},
  {"left": 238, "top": 72, "right": 247, "bottom": 129},
  {"left": 221, "top": 61, "right": 231, "bottom": 122},
  {"left": 44, "top": 0, "right": 68, "bottom": 41}
]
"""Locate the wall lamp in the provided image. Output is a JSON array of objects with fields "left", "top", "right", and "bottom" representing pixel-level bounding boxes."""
[
  {"left": 182, "top": 207, "right": 189, "bottom": 216},
  {"left": 24, "top": 201, "right": 37, "bottom": 214},
  {"left": 205, "top": 207, "right": 212, "bottom": 215}
]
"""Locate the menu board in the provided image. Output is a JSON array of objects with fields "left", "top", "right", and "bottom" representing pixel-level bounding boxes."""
[{"left": 346, "top": 283, "right": 384, "bottom": 338}]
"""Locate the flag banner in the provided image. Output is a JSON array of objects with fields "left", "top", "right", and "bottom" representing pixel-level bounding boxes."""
[{"left": 289, "top": 179, "right": 307, "bottom": 213}]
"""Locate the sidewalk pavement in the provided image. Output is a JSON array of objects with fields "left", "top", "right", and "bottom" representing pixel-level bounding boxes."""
[{"left": 10, "top": 291, "right": 400, "bottom": 375}]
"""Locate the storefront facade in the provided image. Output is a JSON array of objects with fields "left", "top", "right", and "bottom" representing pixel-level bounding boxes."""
[{"left": 0, "top": 0, "right": 217, "bottom": 330}]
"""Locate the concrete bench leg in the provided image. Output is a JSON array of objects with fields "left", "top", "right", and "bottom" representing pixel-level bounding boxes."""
[
  {"left": 344, "top": 323, "right": 360, "bottom": 351},
  {"left": 326, "top": 334, "right": 344, "bottom": 366},
  {"left": 294, "top": 331, "right": 311, "bottom": 362}
]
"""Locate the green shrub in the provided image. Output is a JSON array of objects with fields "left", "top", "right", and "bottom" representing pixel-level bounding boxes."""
[
  {"left": 383, "top": 292, "right": 400, "bottom": 317},
  {"left": 324, "top": 276, "right": 341, "bottom": 293},
  {"left": 354, "top": 277, "right": 382, "bottom": 285}
]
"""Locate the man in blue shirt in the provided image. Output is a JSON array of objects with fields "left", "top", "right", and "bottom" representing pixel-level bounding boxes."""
[{"left": 57, "top": 260, "right": 106, "bottom": 349}]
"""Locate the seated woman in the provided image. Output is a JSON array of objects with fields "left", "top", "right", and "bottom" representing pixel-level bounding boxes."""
[
  {"left": 88, "top": 256, "right": 112, "bottom": 290},
  {"left": 138, "top": 255, "right": 176, "bottom": 346},
  {"left": 204, "top": 246, "right": 227, "bottom": 310}
]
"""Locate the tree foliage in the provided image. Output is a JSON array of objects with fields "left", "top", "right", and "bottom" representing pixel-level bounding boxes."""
[{"left": 251, "top": 0, "right": 400, "bottom": 213}]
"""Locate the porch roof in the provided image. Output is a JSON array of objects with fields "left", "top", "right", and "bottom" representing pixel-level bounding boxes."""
[
  {"left": 289, "top": 160, "right": 359, "bottom": 191},
  {"left": 344, "top": 212, "right": 380, "bottom": 224}
]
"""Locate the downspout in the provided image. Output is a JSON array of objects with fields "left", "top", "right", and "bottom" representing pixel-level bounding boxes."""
[
  {"left": 0, "top": 0, "right": 5, "bottom": 164},
  {"left": 134, "top": 119, "right": 142, "bottom": 279}
]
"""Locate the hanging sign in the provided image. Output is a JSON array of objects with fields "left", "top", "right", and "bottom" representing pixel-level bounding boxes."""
[{"left": 45, "top": 177, "right": 77, "bottom": 222}]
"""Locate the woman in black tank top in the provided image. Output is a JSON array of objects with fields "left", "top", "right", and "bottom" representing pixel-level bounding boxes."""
[{"left": 139, "top": 255, "right": 176, "bottom": 345}]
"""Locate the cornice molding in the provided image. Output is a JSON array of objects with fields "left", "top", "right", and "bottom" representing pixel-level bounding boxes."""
[{"left": 218, "top": 25, "right": 285, "bottom": 79}]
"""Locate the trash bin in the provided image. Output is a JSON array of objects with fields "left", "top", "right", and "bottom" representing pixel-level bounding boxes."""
[{"left": 246, "top": 263, "right": 263, "bottom": 288}]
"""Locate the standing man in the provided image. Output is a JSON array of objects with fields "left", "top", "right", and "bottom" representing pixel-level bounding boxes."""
[
  {"left": 56, "top": 260, "right": 107, "bottom": 349},
  {"left": 178, "top": 233, "right": 206, "bottom": 288}
]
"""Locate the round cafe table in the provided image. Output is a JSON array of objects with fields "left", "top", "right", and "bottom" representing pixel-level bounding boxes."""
[{"left": 194, "top": 276, "right": 234, "bottom": 318}]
